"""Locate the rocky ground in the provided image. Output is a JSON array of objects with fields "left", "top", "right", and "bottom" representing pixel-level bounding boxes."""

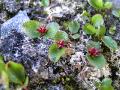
[{"left": 0, "top": 0, "right": 120, "bottom": 90}]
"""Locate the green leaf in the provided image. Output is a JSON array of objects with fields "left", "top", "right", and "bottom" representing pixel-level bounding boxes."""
[
  {"left": 104, "top": 2, "right": 112, "bottom": 9},
  {"left": 0, "top": 55, "right": 4, "bottom": 61},
  {"left": 92, "top": 14, "right": 104, "bottom": 28},
  {"left": 71, "top": 34, "right": 80, "bottom": 39},
  {"left": 102, "top": 36, "right": 118, "bottom": 51},
  {"left": 96, "top": 26, "right": 106, "bottom": 38},
  {"left": 41, "top": 0, "right": 49, "bottom": 7},
  {"left": 83, "top": 23, "right": 96, "bottom": 34},
  {"left": 68, "top": 21, "right": 80, "bottom": 34},
  {"left": 23, "top": 20, "right": 41, "bottom": 38},
  {"left": 86, "top": 54, "right": 106, "bottom": 69},
  {"left": 102, "top": 78, "right": 112, "bottom": 86},
  {"left": 45, "top": 22, "right": 59, "bottom": 39},
  {"left": 88, "top": 0, "right": 104, "bottom": 9},
  {"left": 6, "top": 61, "right": 26, "bottom": 85},
  {"left": 100, "top": 78, "right": 114, "bottom": 90},
  {"left": 100, "top": 85, "right": 114, "bottom": 90},
  {"left": 54, "top": 31, "right": 69, "bottom": 41},
  {"left": 87, "top": 41, "right": 101, "bottom": 49},
  {"left": 49, "top": 44, "right": 65, "bottom": 62}
]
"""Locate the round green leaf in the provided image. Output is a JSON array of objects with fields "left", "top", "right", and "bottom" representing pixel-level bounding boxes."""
[
  {"left": 54, "top": 31, "right": 69, "bottom": 41},
  {"left": 83, "top": 23, "right": 96, "bottom": 34},
  {"left": 45, "top": 22, "right": 59, "bottom": 39},
  {"left": 86, "top": 54, "right": 106, "bottom": 69},
  {"left": 68, "top": 21, "right": 80, "bottom": 34},
  {"left": 88, "top": 0, "right": 104, "bottom": 9},
  {"left": 49, "top": 44, "right": 65, "bottom": 62},
  {"left": 41, "top": 0, "right": 49, "bottom": 7},
  {"left": 100, "top": 78, "right": 114, "bottom": 90},
  {"left": 71, "top": 34, "right": 80, "bottom": 39},
  {"left": 100, "top": 85, "right": 114, "bottom": 90},
  {"left": 104, "top": 2, "right": 112, "bottom": 9},
  {"left": 92, "top": 14, "right": 104, "bottom": 28},
  {"left": 102, "top": 78, "right": 112, "bottom": 86},
  {"left": 23, "top": 20, "right": 41, "bottom": 38},
  {"left": 102, "top": 36, "right": 118, "bottom": 51},
  {"left": 6, "top": 61, "right": 26, "bottom": 85}
]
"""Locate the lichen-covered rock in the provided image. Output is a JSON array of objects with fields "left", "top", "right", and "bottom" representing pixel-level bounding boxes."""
[
  {"left": 114, "top": 23, "right": 120, "bottom": 41},
  {"left": 0, "top": 11, "right": 7, "bottom": 24},
  {"left": 110, "top": 48, "right": 120, "bottom": 89},
  {"left": 0, "top": 30, "right": 52, "bottom": 76},
  {"left": 0, "top": 10, "right": 29, "bottom": 39},
  {"left": 3, "top": 0, "right": 21, "bottom": 13}
]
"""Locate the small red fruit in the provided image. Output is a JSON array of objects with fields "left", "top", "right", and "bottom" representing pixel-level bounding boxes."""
[
  {"left": 88, "top": 47, "right": 100, "bottom": 57},
  {"left": 37, "top": 25, "right": 47, "bottom": 34},
  {"left": 56, "top": 40, "right": 65, "bottom": 48}
]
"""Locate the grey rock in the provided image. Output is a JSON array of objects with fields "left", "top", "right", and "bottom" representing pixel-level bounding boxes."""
[{"left": 0, "top": 10, "right": 30, "bottom": 39}]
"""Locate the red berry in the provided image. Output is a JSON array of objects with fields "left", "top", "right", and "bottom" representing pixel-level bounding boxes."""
[
  {"left": 56, "top": 40, "right": 65, "bottom": 48},
  {"left": 37, "top": 26, "right": 47, "bottom": 34},
  {"left": 88, "top": 47, "right": 100, "bottom": 57}
]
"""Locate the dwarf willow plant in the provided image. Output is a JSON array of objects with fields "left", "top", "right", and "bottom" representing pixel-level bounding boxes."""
[
  {"left": 0, "top": 55, "right": 28, "bottom": 90},
  {"left": 81, "top": 0, "right": 118, "bottom": 69},
  {"left": 83, "top": 14, "right": 117, "bottom": 50},
  {"left": 23, "top": 20, "right": 69, "bottom": 62},
  {"left": 83, "top": 13, "right": 118, "bottom": 68},
  {"left": 23, "top": 15, "right": 118, "bottom": 68},
  {"left": 86, "top": 41, "right": 106, "bottom": 69}
]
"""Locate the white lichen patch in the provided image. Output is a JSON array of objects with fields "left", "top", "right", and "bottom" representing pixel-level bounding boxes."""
[{"left": 111, "top": 47, "right": 120, "bottom": 77}]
